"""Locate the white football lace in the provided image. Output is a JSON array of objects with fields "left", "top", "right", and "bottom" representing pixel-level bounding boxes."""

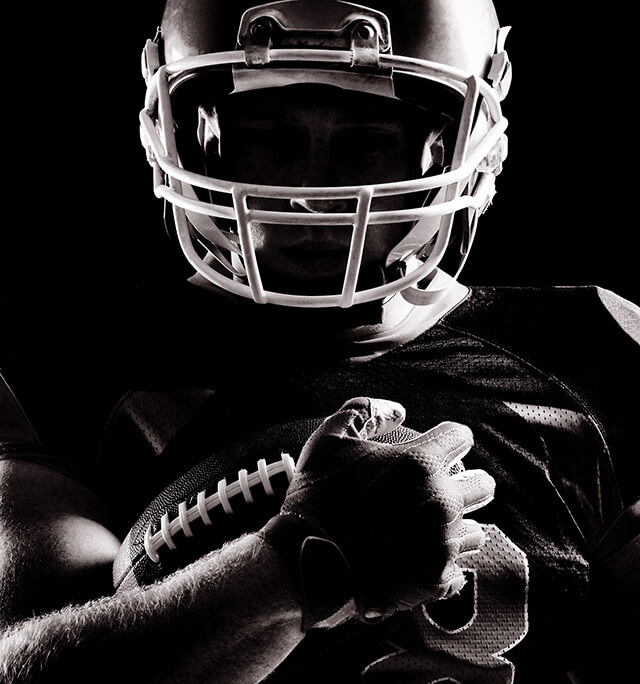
[{"left": 144, "top": 452, "right": 297, "bottom": 563}]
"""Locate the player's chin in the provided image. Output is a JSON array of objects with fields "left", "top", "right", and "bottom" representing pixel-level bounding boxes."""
[
  {"left": 261, "top": 269, "right": 347, "bottom": 297},
  {"left": 260, "top": 260, "right": 390, "bottom": 299},
  {"left": 260, "top": 252, "right": 350, "bottom": 296}
]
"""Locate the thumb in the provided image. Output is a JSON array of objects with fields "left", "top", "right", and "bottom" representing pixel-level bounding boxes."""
[
  {"left": 295, "top": 398, "right": 406, "bottom": 482},
  {"left": 315, "top": 397, "right": 406, "bottom": 443}
]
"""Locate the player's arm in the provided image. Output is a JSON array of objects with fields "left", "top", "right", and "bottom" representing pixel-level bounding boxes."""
[
  {"left": 0, "top": 529, "right": 304, "bottom": 684},
  {"left": 0, "top": 373, "right": 304, "bottom": 683}
]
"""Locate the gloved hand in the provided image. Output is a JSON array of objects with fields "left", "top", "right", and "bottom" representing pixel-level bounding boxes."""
[{"left": 259, "top": 397, "right": 495, "bottom": 630}]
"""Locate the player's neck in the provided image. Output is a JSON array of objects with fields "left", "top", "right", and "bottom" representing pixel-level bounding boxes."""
[{"left": 188, "top": 269, "right": 468, "bottom": 359}]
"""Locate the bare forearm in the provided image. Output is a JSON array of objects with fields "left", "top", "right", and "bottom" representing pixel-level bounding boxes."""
[{"left": 0, "top": 534, "right": 303, "bottom": 684}]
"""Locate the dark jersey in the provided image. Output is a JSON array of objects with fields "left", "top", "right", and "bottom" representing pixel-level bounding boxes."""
[{"left": 1, "top": 284, "right": 638, "bottom": 682}]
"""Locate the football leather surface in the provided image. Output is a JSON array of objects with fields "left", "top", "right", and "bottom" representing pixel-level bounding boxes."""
[{"left": 112, "top": 416, "right": 427, "bottom": 592}]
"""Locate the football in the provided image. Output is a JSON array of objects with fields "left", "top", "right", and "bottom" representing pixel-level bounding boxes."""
[{"left": 112, "top": 415, "right": 439, "bottom": 592}]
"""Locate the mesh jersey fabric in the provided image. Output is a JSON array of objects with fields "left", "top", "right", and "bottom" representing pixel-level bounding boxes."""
[{"left": 1, "top": 283, "right": 638, "bottom": 682}]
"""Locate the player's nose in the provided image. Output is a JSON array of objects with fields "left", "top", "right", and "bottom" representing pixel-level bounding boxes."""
[
  {"left": 289, "top": 137, "right": 351, "bottom": 214},
  {"left": 290, "top": 196, "right": 349, "bottom": 213}
]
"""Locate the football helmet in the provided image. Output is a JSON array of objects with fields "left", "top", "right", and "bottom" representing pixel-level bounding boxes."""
[{"left": 140, "top": 0, "right": 512, "bottom": 308}]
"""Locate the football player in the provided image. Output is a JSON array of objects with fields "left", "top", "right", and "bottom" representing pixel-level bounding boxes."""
[{"left": 1, "top": 1, "right": 638, "bottom": 683}]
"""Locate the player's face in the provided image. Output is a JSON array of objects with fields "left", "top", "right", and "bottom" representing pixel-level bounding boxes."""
[{"left": 204, "top": 86, "right": 433, "bottom": 295}]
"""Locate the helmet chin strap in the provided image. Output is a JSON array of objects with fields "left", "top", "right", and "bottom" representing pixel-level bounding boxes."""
[
  {"left": 399, "top": 260, "right": 457, "bottom": 306},
  {"left": 384, "top": 188, "right": 446, "bottom": 269},
  {"left": 181, "top": 183, "right": 247, "bottom": 278},
  {"left": 383, "top": 179, "right": 450, "bottom": 308},
  {"left": 397, "top": 172, "right": 494, "bottom": 307},
  {"left": 384, "top": 123, "right": 449, "bottom": 269}
]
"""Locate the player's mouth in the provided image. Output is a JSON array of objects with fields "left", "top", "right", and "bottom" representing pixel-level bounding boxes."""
[{"left": 280, "top": 242, "right": 350, "bottom": 277}]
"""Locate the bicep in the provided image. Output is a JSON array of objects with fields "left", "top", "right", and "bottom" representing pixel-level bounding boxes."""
[{"left": 0, "top": 458, "right": 121, "bottom": 626}]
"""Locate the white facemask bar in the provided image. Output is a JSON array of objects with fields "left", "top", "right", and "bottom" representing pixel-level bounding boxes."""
[{"left": 141, "top": 49, "right": 507, "bottom": 308}]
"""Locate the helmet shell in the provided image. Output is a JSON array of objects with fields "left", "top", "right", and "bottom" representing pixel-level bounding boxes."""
[{"left": 162, "top": 0, "right": 500, "bottom": 78}]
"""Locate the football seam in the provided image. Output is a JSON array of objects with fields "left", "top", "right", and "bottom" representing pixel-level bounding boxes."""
[{"left": 143, "top": 451, "right": 297, "bottom": 563}]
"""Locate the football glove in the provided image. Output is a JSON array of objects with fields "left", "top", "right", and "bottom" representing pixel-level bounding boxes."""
[{"left": 259, "top": 397, "right": 495, "bottom": 630}]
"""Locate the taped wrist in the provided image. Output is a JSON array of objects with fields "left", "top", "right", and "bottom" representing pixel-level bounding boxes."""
[{"left": 258, "top": 514, "right": 356, "bottom": 631}]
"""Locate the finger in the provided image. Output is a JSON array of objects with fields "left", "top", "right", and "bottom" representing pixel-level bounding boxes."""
[
  {"left": 445, "top": 518, "right": 486, "bottom": 557},
  {"left": 314, "top": 397, "right": 406, "bottom": 442},
  {"left": 456, "top": 518, "right": 486, "bottom": 554},
  {"left": 389, "top": 558, "right": 468, "bottom": 611},
  {"left": 437, "top": 560, "right": 467, "bottom": 600},
  {"left": 452, "top": 469, "right": 496, "bottom": 513},
  {"left": 342, "top": 397, "right": 406, "bottom": 440},
  {"left": 401, "top": 421, "right": 474, "bottom": 469}
]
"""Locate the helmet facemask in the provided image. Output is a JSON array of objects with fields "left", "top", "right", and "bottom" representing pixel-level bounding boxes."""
[{"left": 140, "top": 0, "right": 510, "bottom": 308}]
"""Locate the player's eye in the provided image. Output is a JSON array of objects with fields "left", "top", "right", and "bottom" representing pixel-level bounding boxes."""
[
  {"left": 334, "top": 128, "right": 399, "bottom": 161},
  {"left": 217, "top": 124, "right": 310, "bottom": 184},
  {"left": 235, "top": 125, "right": 307, "bottom": 163}
]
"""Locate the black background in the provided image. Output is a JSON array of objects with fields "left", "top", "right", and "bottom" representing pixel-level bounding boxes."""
[{"left": 2, "top": 2, "right": 637, "bottom": 306}]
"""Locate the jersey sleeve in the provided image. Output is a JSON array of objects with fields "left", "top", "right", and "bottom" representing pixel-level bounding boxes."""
[{"left": 597, "top": 287, "right": 640, "bottom": 345}]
